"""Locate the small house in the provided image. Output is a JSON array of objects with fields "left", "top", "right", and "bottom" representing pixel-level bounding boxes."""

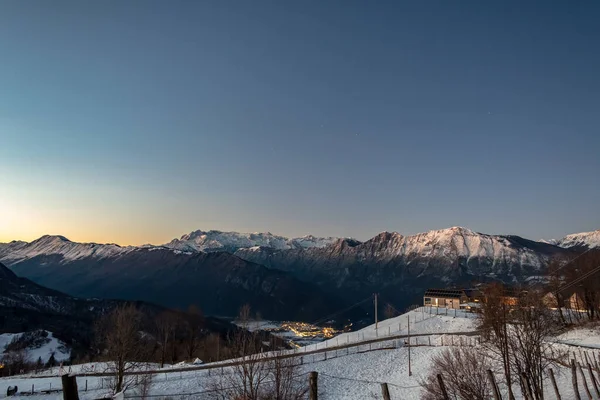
[
  {"left": 543, "top": 289, "right": 585, "bottom": 311},
  {"left": 423, "top": 288, "right": 483, "bottom": 310}
]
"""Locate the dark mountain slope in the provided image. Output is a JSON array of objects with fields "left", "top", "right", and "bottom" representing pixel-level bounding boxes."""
[
  {"left": 235, "top": 227, "right": 577, "bottom": 309},
  {"left": 5, "top": 247, "right": 344, "bottom": 321}
]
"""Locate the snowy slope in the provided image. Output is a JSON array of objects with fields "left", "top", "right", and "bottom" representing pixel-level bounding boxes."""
[
  {"left": 0, "top": 331, "right": 70, "bottom": 364},
  {"left": 163, "top": 229, "right": 339, "bottom": 252},
  {"left": 303, "top": 307, "right": 477, "bottom": 352},
  {"left": 552, "top": 230, "right": 600, "bottom": 249}
]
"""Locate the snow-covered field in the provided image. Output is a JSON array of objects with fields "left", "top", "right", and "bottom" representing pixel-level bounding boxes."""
[{"left": 2, "top": 311, "right": 599, "bottom": 399}]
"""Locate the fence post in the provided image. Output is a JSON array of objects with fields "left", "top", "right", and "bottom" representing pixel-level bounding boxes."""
[
  {"left": 487, "top": 369, "right": 502, "bottom": 400},
  {"left": 381, "top": 382, "right": 391, "bottom": 400},
  {"left": 587, "top": 363, "right": 600, "bottom": 397},
  {"left": 585, "top": 352, "right": 591, "bottom": 366},
  {"left": 549, "top": 368, "right": 562, "bottom": 400},
  {"left": 309, "top": 371, "right": 318, "bottom": 400},
  {"left": 578, "top": 363, "right": 593, "bottom": 400},
  {"left": 572, "top": 359, "right": 582, "bottom": 400},
  {"left": 61, "top": 374, "right": 79, "bottom": 400},
  {"left": 437, "top": 374, "right": 450, "bottom": 400}
]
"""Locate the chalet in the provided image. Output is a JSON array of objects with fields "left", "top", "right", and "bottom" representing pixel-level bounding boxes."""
[
  {"left": 423, "top": 288, "right": 482, "bottom": 310},
  {"left": 543, "top": 290, "right": 585, "bottom": 311}
]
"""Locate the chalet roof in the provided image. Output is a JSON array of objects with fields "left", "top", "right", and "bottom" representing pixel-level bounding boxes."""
[
  {"left": 424, "top": 289, "right": 465, "bottom": 298},
  {"left": 463, "top": 288, "right": 484, "bottom": 298}
]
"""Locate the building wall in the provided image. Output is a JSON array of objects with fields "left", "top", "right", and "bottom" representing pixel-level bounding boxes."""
[{"left": 423, "top": 296, "right": 461, "bottom": 309}]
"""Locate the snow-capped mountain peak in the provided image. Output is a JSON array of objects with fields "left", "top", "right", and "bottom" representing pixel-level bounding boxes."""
[
  {"left": 0, "top": 235, "right": 131, "bottom": 264},
  {"left": 553, "top": 230, "right": 600, "bottom": 249},
  {"left": 164, "top": 229, "right": 339, "bottom": 253}
]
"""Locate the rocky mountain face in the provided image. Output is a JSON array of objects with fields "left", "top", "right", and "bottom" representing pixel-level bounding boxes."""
[
  {"left": 0, "top": 236, "right": 343, "bottom": 321},
  {"left": 234, "top": 227, "right": 575, "bottom": 309}
]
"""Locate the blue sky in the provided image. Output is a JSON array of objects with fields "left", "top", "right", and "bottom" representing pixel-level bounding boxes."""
[{"left": 1, "top": 0, "right": 599, "bottom": 244}]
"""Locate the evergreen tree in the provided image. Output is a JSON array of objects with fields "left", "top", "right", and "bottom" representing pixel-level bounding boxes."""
[{"left": 46, "top": 352, "right": 56, "bottom": 368}]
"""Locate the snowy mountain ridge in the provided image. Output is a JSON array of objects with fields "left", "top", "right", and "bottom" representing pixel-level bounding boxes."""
[
  {"left": 163, "top": 229, "right": 340, "bottom": 252},
  {"left": 0, "top": 235, "right": 134, "bottom": 264},
  {"left": 1, "top": 226, "right": 596, "bottom": 267},
  {"left": 355, "top": 226, "right": 546, "bottom": 265},
  {"left": 550, "top": 230, "right": 600, "bottom": 249},
  {"left": 0, "top": 235, "right": 193, "bottom": 265}
]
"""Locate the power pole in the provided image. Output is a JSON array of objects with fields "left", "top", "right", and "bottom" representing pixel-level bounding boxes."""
[
  {"left": 408, "top": 315, "right": 412, "bottom": 376},
  {"left": 309, "top": 371, "right": 318, "bottom": 400},
  {"left": 374, "top": 293, "right": 378, "bottom": 331}
]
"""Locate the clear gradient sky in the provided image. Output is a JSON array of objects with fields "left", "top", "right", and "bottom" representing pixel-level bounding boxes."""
[{"left": 1, "top": 1, "right": 599, "bottom": 245}]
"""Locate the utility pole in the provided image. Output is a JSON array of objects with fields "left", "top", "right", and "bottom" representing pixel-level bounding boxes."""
[
  {"left": 309, "top": 371, "right": 318, "bottom": 400},
  {"left": 374, "top": 293, "right": 378, "bottom": 331},
  {"left": 408, "top": 315, "right": 412, "bottom": 376}
]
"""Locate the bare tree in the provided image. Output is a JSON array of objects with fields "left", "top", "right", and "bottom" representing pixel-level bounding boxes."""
[
  {"left": 266, "top": 351, "right": 308, "bottom": 400},
  {"left": 564, "top": 250, "right": 600, "bottom": 321},
  {"left": 420, "top": 347, "right": 493, "bottom": 400},
  {"left": 508, "top": 290, "right": 564, "bottom": 400},
  {"left": 547, "top": 257, "right": 568, "bottom": 325},
  {"left": 95, "top": 304, "right": 152, "bottom": 393},
  {"left": 1, "top": 349, "right": 30, "bottom": 376},
  {"left": 238, "top": 303, "right": 252, "bottom": 328},
  {"left": 478, "top": 283, "right": 516, "bottom": 400},
  {"left": 210, "top": 304, "right": 268, "bottom": 400},
  {"left": 202, "top": 333, "right": 222, "bottom": 362},
  {"left": 230, "top": 305, "right": 268, "bottom": 399},
  {"left": 184, "top": 305, "right": 204, "bottom": 359},
  {"left": 133, "top": 369, "right": 154, "bottom": 400},
  {"left": 155, "top": 311, "right": 178, "bottom": 368}
]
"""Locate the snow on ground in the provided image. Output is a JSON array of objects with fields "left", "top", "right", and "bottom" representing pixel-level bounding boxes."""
[
  {"left": 553, "top": 324, "right": 600, "bottom": 348},
  {"left": 304, "top": 306, "right": 477, "bottom": 352},
  {"left": 2, "top": 311, "right": 599, "bottom": 399},
  {"left": 0, "top": 331, "right": 70, "bottom": 364}
]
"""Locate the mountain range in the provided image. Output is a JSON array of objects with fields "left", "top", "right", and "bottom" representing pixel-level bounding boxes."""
[
  {"left": 1, "top": 227, "right": 597, "bottom": 320},
  {"left": 0, "top": 235, "right": 343, "bottom": 321}
]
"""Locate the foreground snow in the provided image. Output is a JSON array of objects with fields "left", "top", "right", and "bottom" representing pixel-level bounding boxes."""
[{"left": 2, "top": 312, "right": 599, "bottom": 399}]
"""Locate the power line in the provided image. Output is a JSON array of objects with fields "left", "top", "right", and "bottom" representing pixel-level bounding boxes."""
[
  {"left": 551, "top": 247, "right": 595, "bottom": 276},
  {"left": 555, "top": 264, "right": 600, "bottom": 294},
  {"left": 309, "top": 296, "right": 373, "bottom": 327}
]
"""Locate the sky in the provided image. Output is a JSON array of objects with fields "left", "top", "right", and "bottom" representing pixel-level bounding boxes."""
[{"left": 1, "top": 0, "right": 599, "bottom": 245}]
